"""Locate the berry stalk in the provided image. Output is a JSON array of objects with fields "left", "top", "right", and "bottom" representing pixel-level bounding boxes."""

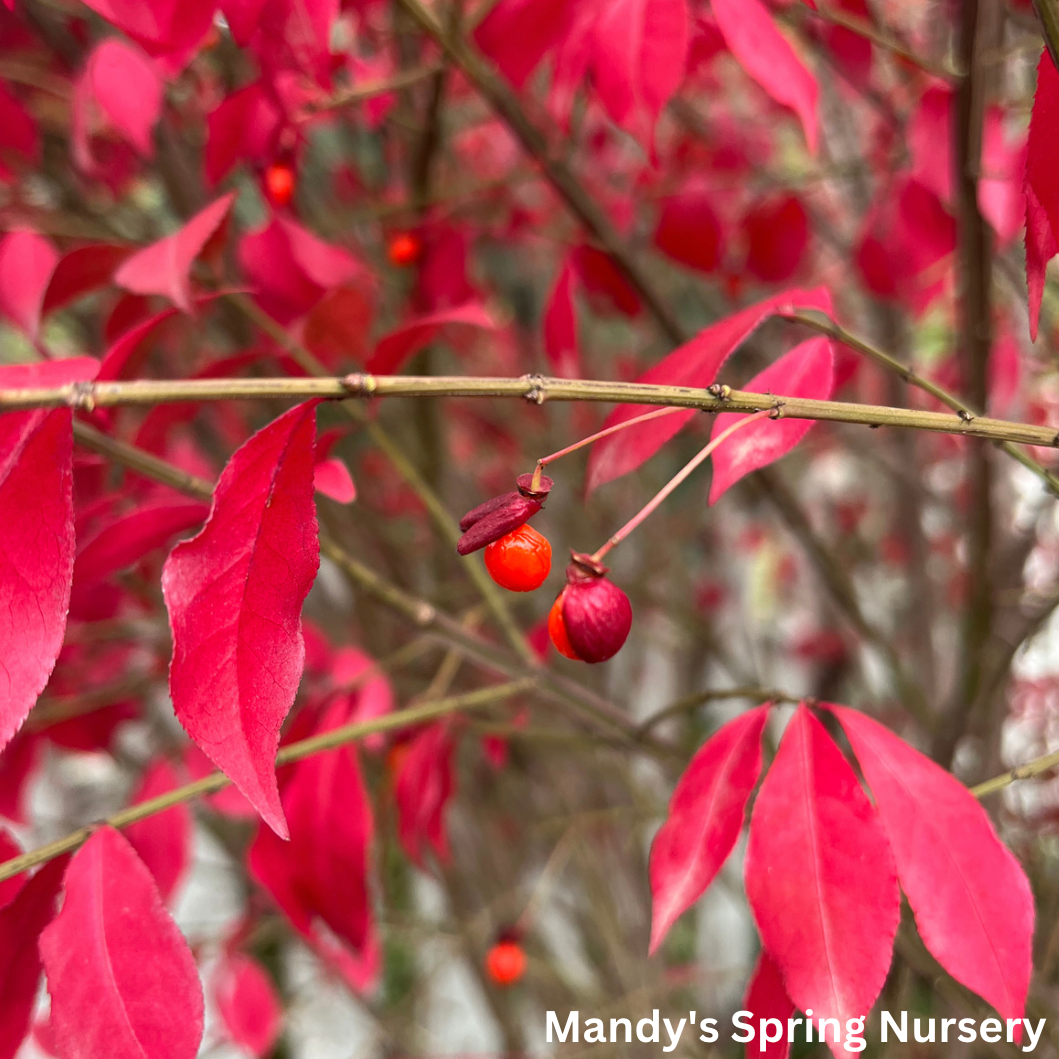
[{"left": 591, "top": 409, "right": 775, "bottom": 562}]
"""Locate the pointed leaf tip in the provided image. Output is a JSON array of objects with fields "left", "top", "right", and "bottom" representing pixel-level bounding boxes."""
[
  {"left": 649, "top": 705, "right": 769, "bottom": 953},
  {"left": 163, "top": 402, "right": 321, "bottom": 838}
]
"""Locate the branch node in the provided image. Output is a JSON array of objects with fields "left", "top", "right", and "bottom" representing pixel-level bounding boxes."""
[
  {"left": 68, "top": 382, "right": 96, "bottom": 413},
  {"left": 342, "top": 373, "right": 376, "bottom": 397},
  {"left": 769, "top": 399, "right": 785, "bottom": 420},
  {"left": 522, "top": 374, "right": 547, "bottom": 406},
  {"left": 707, "top": 383, "right": 731, "bottom": 401},
  {"left": 957, "top": 409, "right": 974, "bottom": 423},
  {"left": 413, "top": 602, "right": 437, "bottom": 625}
]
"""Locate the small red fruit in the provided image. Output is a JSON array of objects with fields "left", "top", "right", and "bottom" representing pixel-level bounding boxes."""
[
  {"left": 264, "top": 161, "right": 295, "bottom": 207},
  {"left": 388, "top": 232, "right": 421, "bottom": 267},
  {"left": 485, "top": 524, "right": 552, "bottom": 592},
  {"left": 548, "top": 591, "right": 580, "bottom": 660},
  {"left": 486, "top": 940, "right": 526, "bottom": 987}
]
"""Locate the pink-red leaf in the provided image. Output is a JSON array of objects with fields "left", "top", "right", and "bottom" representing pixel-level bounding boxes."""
[
  {"left": 314, "top": 457, "right": 356, "bottom": 503},
  {"left": 712, "top": 0, "right": 818, "bottom": 154},
  {"left": 1026, "top": 51, "right": 1059, "bottom": 340},
  {"left": 366, "top": 303, "right": 497, "bottom": 375},
  {"left": 78, "top": 0, "right": 217, "bottom": 61},
  {"left": 0, "top": 856, "right": 66, "bottom": 1059},
  {"left": 743, "top": 951, "right": 796, "bottom": 1059},
  {"left": 205, "top": 82, "right": 282, "bottom": 186},
  {"left": 248, "top": 697, "right": 375, "bottom": 952},
  {"left": 649, "top": 705, "right": 768, "bottom": 952},
  {"left": 743, "top": 195, "right": 810, "bottom": 283},
  {"left": 0, "top": 372, "right": 88, "bottom": 750},
  {"left": 79, "top": 39, "right": 163, "bottom": 157},
  {"left": 124, "top": 758, "right": 193, "bottom": 904},
  {"left": 654, "top": 184, "right": 723, "bottom": 273},
  {"left": 591, "top": 0, "right": 689, "bottom": 151},
  {"left": 474, "top": 0, "right": 575, "bottom": 88},
  {"left": 0, "top": 229, "right": 59, "bottom": 340},
  {"left": 74, "top": 501, "right": 208, "bottom": 589},
  {"left": 395, "top": 724, "right": 456, "bottom": 867},
  {"left": 543, "top": 260, "right": 580, "bottom": 377},
  {"left": 0, "top": 829, "right": 23, "bottom": 910},
  {"left": 212, "top": 952, "right": 282, "bottom": 1058},
  {"left": 41, "top": 244, "right": 135, "bottom": 317},
  {"left": 831, "top": 706, "right": 1034, "bottom": 1025},
  {"left": 162, "top": 402, "right": 321, "bottom": 838},
  {"left": 709, "top": 337, "right": 834, "bottom": 503},
  {"left": 114, "top": 192, "right": 235, "bottom": 313},
  {"left": 40, "top": 828, "right": 203, "bottom": 1059},
  {"left": 745, "top": 706, "right": 899, "bottom": 1058},
  {"left": 586, "top": 287, "right": 832, "bottom": 491}
]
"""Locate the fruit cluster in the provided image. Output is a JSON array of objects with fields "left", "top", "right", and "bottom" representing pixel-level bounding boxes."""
[{"left": 458, "top": 475, "right": 632, "bottom": 663}]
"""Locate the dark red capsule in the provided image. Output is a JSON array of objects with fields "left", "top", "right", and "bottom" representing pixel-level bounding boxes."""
[
  {"left": 456, "top": 474, "right": 553, "bottom": 556},
  {"left": 559, "top": 553, "right": 633, "bottom": 663}
]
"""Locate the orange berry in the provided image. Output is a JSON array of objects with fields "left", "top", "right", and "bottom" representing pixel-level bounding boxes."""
[
  {"left": 264, "top": 162, "right": 295, "bottom": 207},
  {"left": 387, "top": 232, "right": 421, "bottom": 267},
  {"left": 485, "top": 940, "right": 526, "bottom": 987},
  {"left": 484, "top": 524, "right": 551, "bottom": 592},
  {"left": 547, "top": 591, "right": 580, "bottom": 660}
]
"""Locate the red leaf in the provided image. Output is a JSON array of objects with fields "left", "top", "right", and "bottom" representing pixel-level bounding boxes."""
[
  {"left": 831, "top": 706, "right": 1034, "bottom": 1025},
  {"left": 212, "top": 952, "right": 282, "bottom": 1058},
  {"left": 219, "top": 0, "right": 270, "bottom": 45},
  {"left": 114, "top": 192, "right": 236, "bottom": 313},
  {"left": 79, "top": 40, "right": 163, "bottom": 157},
  {"left": 162, "top": 402, "right": 321, "bottom": 838},
  {"left": 41, "top": 244, "right": 135, "bottom": 317},
  {"left": 314, "top": 457, "right": 356, "bottom": 503},
  {"left": 0, "top": 229, "right": 59, "bottom": 340},
  {"left": 1026, "top": 51, "right": 1059, "bottom": 340},
  {"left": 239, "top": 216, "right": 363, "bottom": 325},
  {"left": 78, "top": 0, "right": 216, "bottom": 61},
  {"left": 0, "top": 857, "right": 66, "bottom": 1059},
  {"left": 0, "top": 399, "right": 80, "bottom": 751},
  {"left": 654, "top": 184, "right": 723, "bottom": 273},
  {"left": 709, "top": 337, "right": 834, "bottom": 503},
  {"left": 395, "top": 723, "right": 456, "bottom": 867},
  {"left": 124, "top": 758, "right": 193, "bottom": 903},
  {"left": 474, "top": 0, "right": 576, "bottom": 88},
  {"left": 712, "top": 0, "right": 818, "bottom": 154},
  {"left": 649, "top": 705, "right": 769, "bottom": 952},
  {"left": 585, "top": 287, "right": 832, "bottom": 491},
  {"left": 205, "top": 82, "right": 282, "bottom": 185},
  {"left": 74, "top": 501, "right": 209, "bottom": 589},
  {"left": 366, "top": 303, "right": 497, "bottom": 375},
  {"left": 543, "top": 260, "right": 580, "bottom": 377},
  {"left": 572, "top": 245, "right": 642, "bottom": 317},
  {"left": 591, "top": 0, "right": 689, "bottom": 151},
  {"left": 743, "top": 195, "right": 809, "bottom": 283},
  {"left": 744, "top": 706, "right": 899, "bottom": 1058},
  {"left": 0, "top": 82, "right": 40, "bottom": 176},
  {"left": 40, "top": 828, "right": 204, "bottom": 1059},
  {"left": 743, "top": 951, "right": 796, "bottom": 1059},
  {"left": 248, "top": 697, "right": 375, "bottom": 952}
]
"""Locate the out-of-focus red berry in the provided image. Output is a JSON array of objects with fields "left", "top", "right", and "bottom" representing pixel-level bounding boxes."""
[
  {"left": 388, "top": 232, "right": 421, "bottom": 267},
  {"left": 484, "top": 524, "right": 552, "bottom": 592},
  {"left": 548, "top": 591, "right": 580, "bottom": 660},
  {"left": 485, "top": 940, "right": 526, "bottom": 987},
  {"left": 264, "top": 161, "right": 295, "bottom": 207}
]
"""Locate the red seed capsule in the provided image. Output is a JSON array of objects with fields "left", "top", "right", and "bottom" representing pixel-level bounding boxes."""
[
  {"left": 556, "top": 553, "right": 632, "bottom": 663},
  {"left": 456, "top": 474, "right": 554, "bottom": 555},
  {"left": 485, "top": 940, "right": 526, "bottom": 987},
  {"left": 485, "top": 524, "right": 552, "bottom": 592}
]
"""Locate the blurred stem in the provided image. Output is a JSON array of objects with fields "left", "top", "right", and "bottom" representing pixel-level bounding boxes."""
[
  {"left": 1032, "top": 0, "right": 1059, "bottom": 71},
  {"left": 0, "top": 681, "right": 535, "bottom": 884},
  {"left": 935, "top": 0, "right": 997, "bottom": 765}
]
